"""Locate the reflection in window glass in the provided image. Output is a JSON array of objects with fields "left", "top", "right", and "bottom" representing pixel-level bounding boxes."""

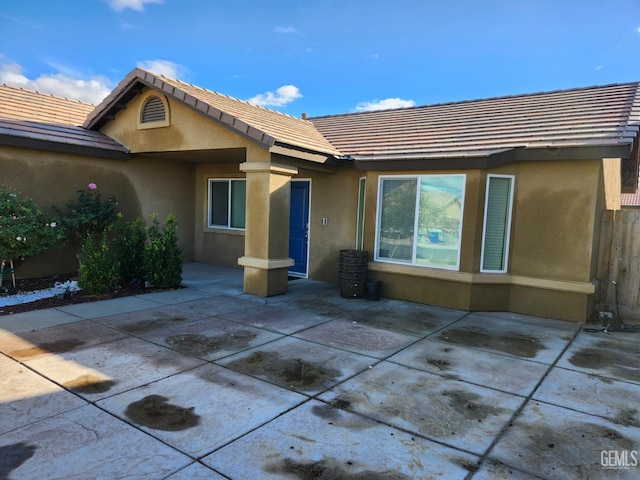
[
  {"left": 378, "top": 178, "right": 416, "bottom": 262},
  {"left": 376, "top": 175, "right": 465, "bottom": 269}
]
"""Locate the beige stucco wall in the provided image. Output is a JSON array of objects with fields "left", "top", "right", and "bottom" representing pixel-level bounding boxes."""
[
  {"left": 194, "top": 163, "right": 246, "bottom": 267},
  {"left": 363, "top": 160, "right": 605, "bottom": 322},
  {"left": 1, "top": 145, "right": 194, "bottom": 278},
  {"left": 294, "top": 167, "right": 362, "bottom": 282},
  {"left": 101, "top": 88, "right": 266, "bottom": 159}
]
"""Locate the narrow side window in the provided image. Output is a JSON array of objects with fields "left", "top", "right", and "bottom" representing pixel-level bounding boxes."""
[
  {"left": 481, "top": 175, "right": 514, "bottom": 272},
  {"left": 356, "top": 177, "right": 366, "bottom": 250}
]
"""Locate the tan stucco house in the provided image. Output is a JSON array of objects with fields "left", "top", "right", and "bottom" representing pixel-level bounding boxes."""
[{"left": 2, "top": 68, "right": 639, "bottom": 322}]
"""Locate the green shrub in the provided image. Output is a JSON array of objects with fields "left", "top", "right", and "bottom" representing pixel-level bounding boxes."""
[
  {"left": 144, "top": 214, "right": 183, "bottom": 289},
  {"left": 55, "top": 183, "right": 118, "bottom": 252},
  {"left": 0, "top": 188, "right": 63, "bottom": 262},
  {"left": 114, "top": 215, "right": 147, "bottom": 283},
  {"left": 78, "top": 232, "right": 120, "bottom": 295}
]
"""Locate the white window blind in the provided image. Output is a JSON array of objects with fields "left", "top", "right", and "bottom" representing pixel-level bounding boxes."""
[{"left": 481, "top": 175, "right": 514, "bottom": 272}]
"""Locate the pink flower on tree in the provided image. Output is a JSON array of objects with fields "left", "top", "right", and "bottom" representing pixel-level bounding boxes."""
[{"left": 88, "top": 183, "right": 97, "bottom": 190}]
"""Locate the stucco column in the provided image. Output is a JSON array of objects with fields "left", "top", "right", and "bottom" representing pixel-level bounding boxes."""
[{"left": 238, "top": 161, "right": 298, "bottom": 296}]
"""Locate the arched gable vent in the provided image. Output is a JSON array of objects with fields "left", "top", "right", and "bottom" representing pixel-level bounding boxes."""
[{"left": 141, "top": 95, "right": 167, "bottom": 123}]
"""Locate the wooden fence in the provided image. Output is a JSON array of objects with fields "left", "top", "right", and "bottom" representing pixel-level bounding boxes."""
[{"left": 597, "top": 209, "right": 640, "bottom": 321}]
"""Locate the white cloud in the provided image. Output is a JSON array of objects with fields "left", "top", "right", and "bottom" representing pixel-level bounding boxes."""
[
  {"left": 274, "top": 26, "right": 296, "bottom": 34},
  {"left": 136, "top": 59, "right": 185, "bottom": 79},
  {"left": 247, "top": 85, "right": 302, "bottom": 107},
  {"left": 355, "top": 97, "right": 416, "bottom": 112},
  {"left": 0, "top": 62, "right": 112, "bottom": 104},
  {"left": 595, "top": 65, "right": 604, "bottom": 71},
  {"left": 105, "top": 0, "right": 163, "bottom": 12}
]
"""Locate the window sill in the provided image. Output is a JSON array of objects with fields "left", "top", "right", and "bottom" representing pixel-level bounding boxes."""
[
  {"left": 203, "top": 227, "right": 245, "bottom": 236},
  {"left": 368, "top": 262, "right": 595, "bottom": 294}
]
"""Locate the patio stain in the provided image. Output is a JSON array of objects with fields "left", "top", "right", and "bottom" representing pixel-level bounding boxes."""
[
  {"left": 10, "top": 338, "right": 84, "bottom": 359},
  {"left": 440, "top": 390, "right": 506, "bottom": 422},
  {"left": 449, "top": 455, "right": 480, "bottom": 472},
  {"left": 311, "top": 398, "right": 350, "bottom": 420},
  {"left": 118, "top": 316, "right": 188, "bottom": 335},
  {"left": 520, "top": 421, "right": 635, "bottom": 459},
  {"left": 64, "top": 374, "right": 117, "bottom": 394},
  {"left": 568, "top": 343, "right": 640, "bottom": 382},
  {"left": 265, "top": 457, "right": 411, "bottom": 479},
  {"left": 613, "top": 408, "right": 639, "bottom": 427},
  {"left": 426, "top": 356, "right": 451, "bottom": 370},
  {"left": 224, "top": 351, "right": 341, "bottom": 390},
  {"left": 125, "top": 394, "right": 200, "bottom": 431},
  {"left": 0, "top": 442, "right": 37, "bottom": 478},
  {"left": 164, "top": 331, "right": 256, "bottom": 357},
  {"left": 353, "top": 313, "right": 437, "bottom": 336},
  {"left": 437, "top": 328, "right": 545, "bottom": 358},
  {"left": 331, "top": 384, "right": 508, "bottom": 438}
]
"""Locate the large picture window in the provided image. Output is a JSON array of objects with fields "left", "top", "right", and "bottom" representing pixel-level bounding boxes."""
[
  {"left": 481, "top": 175, "right": 514, "bottom": 272},
  {"left": 375, "top": 175, "right": 466, "bottom": 270},
  {"left": 208, "top": 179, "right": 246, "bottom": 229}
]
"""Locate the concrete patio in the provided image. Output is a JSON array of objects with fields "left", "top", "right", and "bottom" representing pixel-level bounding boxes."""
[{"left": 1, "top": 263, "right": 639, "bottom": 479}]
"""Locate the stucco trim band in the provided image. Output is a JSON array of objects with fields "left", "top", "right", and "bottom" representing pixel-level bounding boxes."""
[
  {"left": 368, "top": 262, "right": 596, "bottom": 294},
  {"left": 238, "top": 256, "right": 295, "bottom": 270}
]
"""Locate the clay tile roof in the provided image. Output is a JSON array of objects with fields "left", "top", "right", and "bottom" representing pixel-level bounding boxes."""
[
  {"left": 0, "top": 83, "right": 95, "bottom": 125},
  {"left": 310, "top": 82, "right": 640, "bottom": 162},
  {"left": 85, "top": 68, "right": 341, "bottom": 157},
  {"left": 0, "top": 84, "right": 129, "bottom": 159}
]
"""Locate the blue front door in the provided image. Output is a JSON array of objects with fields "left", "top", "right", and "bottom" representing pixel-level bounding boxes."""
[{"left": 289, "top": 180, "right": 310, "bottom": 276}]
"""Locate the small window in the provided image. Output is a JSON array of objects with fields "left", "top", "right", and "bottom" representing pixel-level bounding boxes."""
[
  {"left": 208, "top": 179, "right": 246, "bottom": 229},
  {"left": 138, "top": 95, "right": 170, "bottom": 128},
  {"left": 481, "top": 175, "right": 514, "bottom": 272}
]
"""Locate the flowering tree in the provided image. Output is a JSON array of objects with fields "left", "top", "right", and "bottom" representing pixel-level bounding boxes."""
[{"left": 0, "top": 188, "right": 63, "bottom": 287}]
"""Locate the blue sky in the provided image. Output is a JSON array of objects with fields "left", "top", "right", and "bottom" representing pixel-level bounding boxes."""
[{"left": 2, "top": 0, "right": 640, "bottom": 117}]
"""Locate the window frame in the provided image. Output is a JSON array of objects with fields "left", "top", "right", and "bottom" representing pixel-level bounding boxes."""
[
  {"left": 374, "top": 174, "right": 466, "bottom": 271},
  {"left": 356, "top": 177, "right": 366, "bottom": 250},
  {"left": 480, "top": 174, "right": 515, "bottom": 273},
  {"left": 207, "top": 178, "right": 246, "bottom": 230}
]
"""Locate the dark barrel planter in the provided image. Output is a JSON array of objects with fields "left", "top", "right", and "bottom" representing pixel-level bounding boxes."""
[{"left": 339, "top": 249, "right": 368, "bottom": 298}]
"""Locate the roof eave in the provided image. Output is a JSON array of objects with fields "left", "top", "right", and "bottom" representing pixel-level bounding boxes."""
[
  {"left": 83, "top": 68, "right": 277, "bottom": 151},
  {"left": 0, "top": 134, "right": 130, "bottom": 160},
  {"left": 270, "top": 142, "right": 342, "bottom": 165},
  {"left": 352, "top": 144, "right": 633, "bottom": 171}
]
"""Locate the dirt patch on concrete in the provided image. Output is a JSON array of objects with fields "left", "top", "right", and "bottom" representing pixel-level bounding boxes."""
[
  {"left": 265, "top": 457, "right": 411, "bottom": 479},
  {"left": 164, "top": 331, "right": 256, "bottom": 357},
  {"left": 568, "top": 343, "right": 640, "bottom": 382},
  {"left": 437, "top": 328, "right": 545, "bottom": 358},
  {"left": 10, "top": 339, "right": 84, "bottom": 359},
  {"left": 225, "top": 351, "right": 341, "bottom": 390},
  {"left": 0, "top": 442, "right": 37, "bottom": 478},
  {"left": 64, "top": 374, "right": 116, "bottom": 394},
  {"left": 331, "top": 381, "right": 510, "bottom": 439},
  {"left": 521, "top": 420, "right": 635, "bottom": 458},
  {"left": 441, "top": 389, "right": 506, "bottom": 422},
  {"left": 119, "top": 316, "right": 188, "bottom": 335},
  {"left": 613, "top": 408, "right": 639, "bottom": 427},
  {"left": 125, "top": 394, "right": 200, "bottom": 431}
]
